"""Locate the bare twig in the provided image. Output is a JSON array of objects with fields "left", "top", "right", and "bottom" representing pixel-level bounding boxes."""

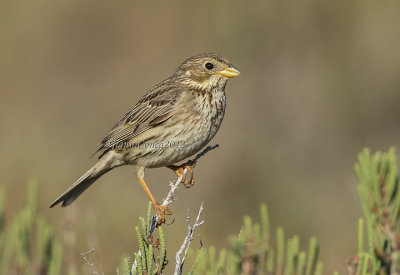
[
  {"left": 151, "top": 144, "right": 219, "bottom": 227},
  {"left": 162, "top": 170, "right": 185, "bottom": 207},
  {"left": 81, "top": 248, "right": 104, "bottom": 275},
  {"left": 162, "top": 144, "right": 219, "bottom": 207},
  {"left": 149, "top": 172, "right": 186, "bottom": 234},
  {"left": 175, "top": 203, "right": 205, "bottom": 275},
  {"left": 192, "top": 144, "right": 219, "bottom": 163}
]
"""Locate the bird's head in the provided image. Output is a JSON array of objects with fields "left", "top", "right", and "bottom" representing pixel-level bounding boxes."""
[{"left": 174, "top": 53, "right": 240, "bottom": 92}]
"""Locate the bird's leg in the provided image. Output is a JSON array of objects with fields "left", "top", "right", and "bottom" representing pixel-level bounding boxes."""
[
  {"left": 167, "top": 159, "right": 196, "bottom": 188},
  {"left": 136, "top": 168, "right": 171, "bottom": 226}
]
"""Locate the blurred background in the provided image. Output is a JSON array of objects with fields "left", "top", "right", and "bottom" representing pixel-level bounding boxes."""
[{"left": 1, "top": 0, "right": 400, "bottom": 273}]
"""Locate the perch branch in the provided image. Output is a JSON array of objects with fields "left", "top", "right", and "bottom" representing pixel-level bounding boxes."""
[
  {"left": 175, "top": 202, "right": 205, "bottom": 275},
  {"left": 161, "top": 171, "right": 185, "bottom": 207},
  {"left": 162, "top": 144, "right": 219, "bottom": 206},
  {"left": 150, "top": 144, "right": 219, "bottom": 228}
]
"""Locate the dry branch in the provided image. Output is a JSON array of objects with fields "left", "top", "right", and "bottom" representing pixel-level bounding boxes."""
[
  {"left": 150, "top": 144, "right": 219, "bottom": 228},
  {"left": 175, "top": 203, "right": 205, "bottom": 275}
]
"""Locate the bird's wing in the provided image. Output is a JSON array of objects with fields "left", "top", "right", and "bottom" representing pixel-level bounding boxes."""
[{"left": 94, "top": 80, "right": 182, "bottom": 157}]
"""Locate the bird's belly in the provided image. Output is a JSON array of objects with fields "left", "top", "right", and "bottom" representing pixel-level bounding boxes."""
[
  {"left": 142, "top": 126, "right": 211, "bottom": 167},
  {"left": 127, "top": 115, "right": 220, "bottom": 168}
]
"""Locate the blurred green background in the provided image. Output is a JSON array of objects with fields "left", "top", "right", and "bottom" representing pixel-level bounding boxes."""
[{"left": 1, "top": 0, "right": 400, "bottom": 273}]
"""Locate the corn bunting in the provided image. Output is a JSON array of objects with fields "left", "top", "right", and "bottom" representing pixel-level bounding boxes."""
[{"left": 50, "top": 53, "right": 240, "bottom": 225}]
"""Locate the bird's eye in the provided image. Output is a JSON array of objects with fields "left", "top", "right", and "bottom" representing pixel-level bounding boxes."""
[{"left": 205, "top": 62, "right": 214, "bottom": 70}]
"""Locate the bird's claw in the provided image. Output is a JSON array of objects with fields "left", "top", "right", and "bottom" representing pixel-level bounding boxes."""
[
  {"left": 154, "top": 204, "right": 172, "bottom": 226},
  {"left": 168, "top": 160, "right": 196, "bottom": 187},
  {"left": 182, "top": 166, "right": 195, "bottom": 188}
]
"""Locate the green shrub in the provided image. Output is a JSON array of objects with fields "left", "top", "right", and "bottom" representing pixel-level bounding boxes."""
[
  {"left": 2, "top": 148, "right": 400, "bottom": 274},
  {"left": 0, "top": 180, "right": 62, "bottom": 275},
  {"left": 123, "top": 148, "right": 400, "bottom": 275}
]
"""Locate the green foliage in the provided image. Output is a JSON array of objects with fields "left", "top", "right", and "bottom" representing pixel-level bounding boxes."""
[
  {"left": 182, "top": 147, "right": 400, "bottom": 274},
  {"left": 188, "top": 204, "right": 323, "bottom": 275},
  {"left": 118, "top": 147, "right": 400, "bottom": 275},
  {"left": 354, "top": 148, "right": 400, "bottom": 274},
  {"left": 0, "top": 180, "right": 62, "bottom": 275},
  {"left": 3, "top": 147, "right": 397, "bottom": 274},
  {"left": 122, "top": 202, "right": 167, "bottom": 275}
]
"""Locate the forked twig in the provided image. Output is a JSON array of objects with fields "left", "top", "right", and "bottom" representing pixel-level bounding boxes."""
[{"left": 175, "top": 203, "right": 205, "bottom": 275}]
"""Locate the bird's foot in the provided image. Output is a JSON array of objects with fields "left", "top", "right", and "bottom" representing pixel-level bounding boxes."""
[
  {"left": 154, "top": 203, "right": 172, "bottom": 226},
  {"left": 168, "top": 160, "right": 196, "bottom": 188}
]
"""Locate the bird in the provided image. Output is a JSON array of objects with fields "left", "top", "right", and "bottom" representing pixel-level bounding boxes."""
[{"left": 50, "top": 53, "right": 240, "bottom": 225}]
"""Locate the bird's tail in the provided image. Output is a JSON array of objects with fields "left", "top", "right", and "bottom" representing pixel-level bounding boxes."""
[{"left": 50, "top": 152, "right": 119, "bottom": 208}]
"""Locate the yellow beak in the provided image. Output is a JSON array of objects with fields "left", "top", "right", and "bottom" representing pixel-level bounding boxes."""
[{"left": 217, "top": 67, "right": 241, "bottom": 78}]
